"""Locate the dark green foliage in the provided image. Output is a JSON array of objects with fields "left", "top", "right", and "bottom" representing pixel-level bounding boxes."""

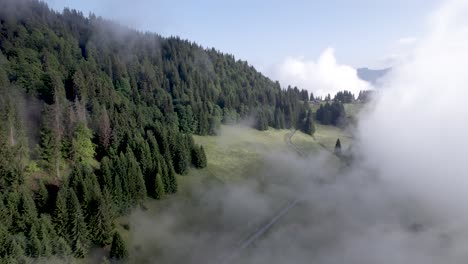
[
  {"left": 67, "top": 190, "right": 89, "bottom": 258},
  {"left": 53, "top": 236, "right": 72, "bottom": 257},
  {"left": 334, "top": 138, "right": 342, "bottom": 156},
  {"left": 6, "top": 235, "right": 25, "bottom": 260},
  {"left": 167, "top": 161, "right": 178, "bottom": 194},
  {"left": 172, "top": 134, "right": 190, "bottom": 175},
  {"left": 37, "top": 215, "right": 54, "bottom": 257},
  {"left": 316, "top": 101, "right": 345, "bottom": 126},
  {"left": 0, "top": 0, "right": 316, "bottom": 260},
  {"left": 53, "top": 187, "right": 68, "bottom": 239},
  {"left": 109, "top": 232, "right": 128, "bottom": 260},
  {"left": 303, "top": 111, "right": 316, "bottom": 135},
  {"left": 98, "top": 156, "right": 113, "bottom": 191},
  {"left": 191, "top": 145, "right": 207, "bottom": 169},
  {"left": 35, "top": 179, "right": 49, "bottom": 213},
  {"left": 26, "top": 225, "right": 41, "bottom": 257},
  {"left": 87, "top": 189, "right": 114, "bottom": 246},
  {"left": 17, "top": 188, "right": 38, "bottom": 233},
  {"left": 334, "top": 90, "right": 355, "bottom": 103},
  {"left": 126, "top": 149, "right": 147, "bottom": 202},
  {"left": 154, "top": 173, "right": 165, "bottom": 200},
  {"left": 256, "top": 109, "right": 269, "bottom": 131}
]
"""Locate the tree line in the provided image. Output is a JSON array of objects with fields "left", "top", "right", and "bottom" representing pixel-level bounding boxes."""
[{"left": 0, "top": 0, "right": 310, "bottom": 261}]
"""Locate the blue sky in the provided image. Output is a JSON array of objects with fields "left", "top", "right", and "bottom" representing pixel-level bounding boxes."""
[{"left": 44, "top": 0, "right": 440, "bottom": 69}]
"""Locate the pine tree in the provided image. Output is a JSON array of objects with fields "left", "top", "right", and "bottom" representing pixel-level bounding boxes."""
[
  {"left": 191, "top": 145, "right": 207, "bottom": 168},
  {"left": 38, "top": 215, "right": 54, "bottom": 257},
  {"left": 154, "top": 173, "right": 165, "bottom": 200},
  {"left": 334, "top": 138, "right": 342, "bottom": 156},
  {"left": 54, "top": 187, "right": 69, "bottom": 239},
  {"left": 18, "top": 188, "right": 38, "bottom": 232},
  {"left": 160, "top": 157, "right": 171, "bottom": 194},
  {"left": 7, "top": 236, "right": 25, "bottom": 260},
  {"left": 88, "top": 195, "right": 114, "bottom": 246},
  {"left": 53, "top": 236, "right": 72, "bottom": 257},
  {"left": 67, "top": 190, "right": 89, "bottom": 258},
  {"left": 126, "top": 149, "right": 147, "bottom": 202},
  {"left": 71, "top": 122, "right": 97, "bottom": 169},
  {"left": 35, "top": 179, "right": 49, "bottom": 213},
  {"left": 167, "top": 159, "right": 178, "bottom": 194},
  {"left": 98, "top": 107, "right": 112, "bottom": 150},
  {"left": 303, "top": 112, "right": 316, "bottom": 135},
  {"left": 99, "top": 156, "right": 113, "bottom": 191},
  {"left": 26, "top": 225, "right": 42, "bottom": 257},
  {"left": 109, "top": 232, "right": 128, "bottom": 260}
]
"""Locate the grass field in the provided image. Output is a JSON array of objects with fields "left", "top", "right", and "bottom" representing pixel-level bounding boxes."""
[
  {"left": 118, "top": 124, "right": 349, "bottom": 215},
  {"left": 344, "top": 103, "right": 364, "bottom": 118},
  {"left": 116, "top": 124, "right": 351, "bottom": 262}
]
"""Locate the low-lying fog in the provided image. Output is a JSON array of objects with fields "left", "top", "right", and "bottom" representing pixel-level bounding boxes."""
[{"left": 126, "top": 0, "right": 468, "bottom": 263}]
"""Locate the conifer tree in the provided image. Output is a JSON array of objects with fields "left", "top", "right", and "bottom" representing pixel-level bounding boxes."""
[
  {"left": 54, "top": 187, "right": 69, "bottom": 239},
  {"left": 53, "top": 236, "right": 72, "bottom": 257},
  {"left": 88, "top": 196, "right": 114, "bottom": 246},
  {"left": 99, "top": 156, "right": 113, "bottom": 191},
  {"left": 154, "top": 173, "right": 165, "bottom": 200},
  {"left": 109, "top": 232, "right": 128, "bottom": 260},
  {"left": 191, "top": 145, "right": 207, "bottom": 168},
  {"left": 71, "top": 122, "right": 97, "bottom": 169},
  {"left": 7, "top": 236, "right": 25, "bottom": 261},
  {"left": 159, "top": 157, "right": 171, "bottom": 194},
  {"left": 35, "top": 179, "right": 49, "bottom": 213},
  {"left": 166, "top": 159, "right": 178, "bottom": 194},
  {"left": 198, "top": 146, "right": 207, "bottom": 168},
  {"left": 334, "top": 138, "right": 342, "bottom": 156},
  {"left": 26, "top": 225, "right": 42, "bottom": 257},
  {"left": 126, "top": 149, "right": 147, "bottom": 202},
  {"left": 18, "top": 188, "right": 38, "bottom": 232},
  {"left": 304, "top": 112, "right": 316, "bottom": 135},
  {"left": 173, "top": 134, "right": 189, "bottom": 175},
  {"left": 38, "top": 215, "right": 54, "bottom": 257},
  {"left": 67, "top": 190, "right": 89, "bottom": 258}
]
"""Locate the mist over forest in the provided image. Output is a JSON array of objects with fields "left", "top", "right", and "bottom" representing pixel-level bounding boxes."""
[{"left": 1, "top": 0, "right": 468, "bottom": 263}]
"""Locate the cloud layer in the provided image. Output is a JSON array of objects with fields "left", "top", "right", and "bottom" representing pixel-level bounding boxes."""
[
  {"left": 358, "top": 0, "right": 468, "bottom": 234},
  {"left": 271, "top": 48, "right": 373, "bottom": 97}
]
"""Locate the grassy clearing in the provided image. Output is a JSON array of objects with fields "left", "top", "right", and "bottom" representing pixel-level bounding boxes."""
[
  {"left": 117, "top": 126, "right": 295, "bottom": 231},
  {"left": 313, "top": 124, "right": 352, "bottom": 152},
  {"left": 191, "top": 126, "right": 293, "bottom": 182},
  {"left": 117, "top": 124, "right": 350, "bottom": 260},
  {"left": 344, "top": 103, "right": 364, "bottom": 118}
]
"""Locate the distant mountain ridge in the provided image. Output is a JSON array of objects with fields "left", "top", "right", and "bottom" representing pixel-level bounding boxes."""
[{"left": 357, "top": 67, "right": 391, "bottom": 84}]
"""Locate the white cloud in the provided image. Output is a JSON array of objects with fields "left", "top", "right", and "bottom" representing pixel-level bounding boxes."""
[
  {"left": 358, "top": 0, "right": 468, "bottom": 224},
  {"left": 270, "top": 48, "right": 373, "bottom": 97},
  {"left": 378, "top": 37, "right": 419, "bottom": 67}
]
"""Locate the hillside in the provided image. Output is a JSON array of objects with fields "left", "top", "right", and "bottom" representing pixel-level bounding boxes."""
[
  {"left": 357, "top": 67, "right": 390, "bottom": 84},
  {"left": 0, "top": 0, "right": 318, "bottom": 261}
]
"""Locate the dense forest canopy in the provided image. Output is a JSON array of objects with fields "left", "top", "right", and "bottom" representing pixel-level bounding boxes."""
[{"left": 0, "top": 0, "right": 317, "bottom": 261}]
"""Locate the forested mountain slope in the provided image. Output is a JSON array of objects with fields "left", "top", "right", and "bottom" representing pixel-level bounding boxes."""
[{"left": 0, "top": 0, "right": 313, "bottom": 261}]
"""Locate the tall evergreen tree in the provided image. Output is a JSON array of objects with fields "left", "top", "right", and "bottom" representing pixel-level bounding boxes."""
[
  {"left": 35, "top": 179, "right": 49, "bottom": 213},
  {"left": 54, "top": 187, "right": 69, "bottom": 239},
  {"left": 109, "top": 232, "right": 128, "bottom": 260},
  {"left": 334, "top": 138, "right": 342, "bottom": 156},
  {"left": 67, "top": 190, "right": 89, "bottom": 258}
]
